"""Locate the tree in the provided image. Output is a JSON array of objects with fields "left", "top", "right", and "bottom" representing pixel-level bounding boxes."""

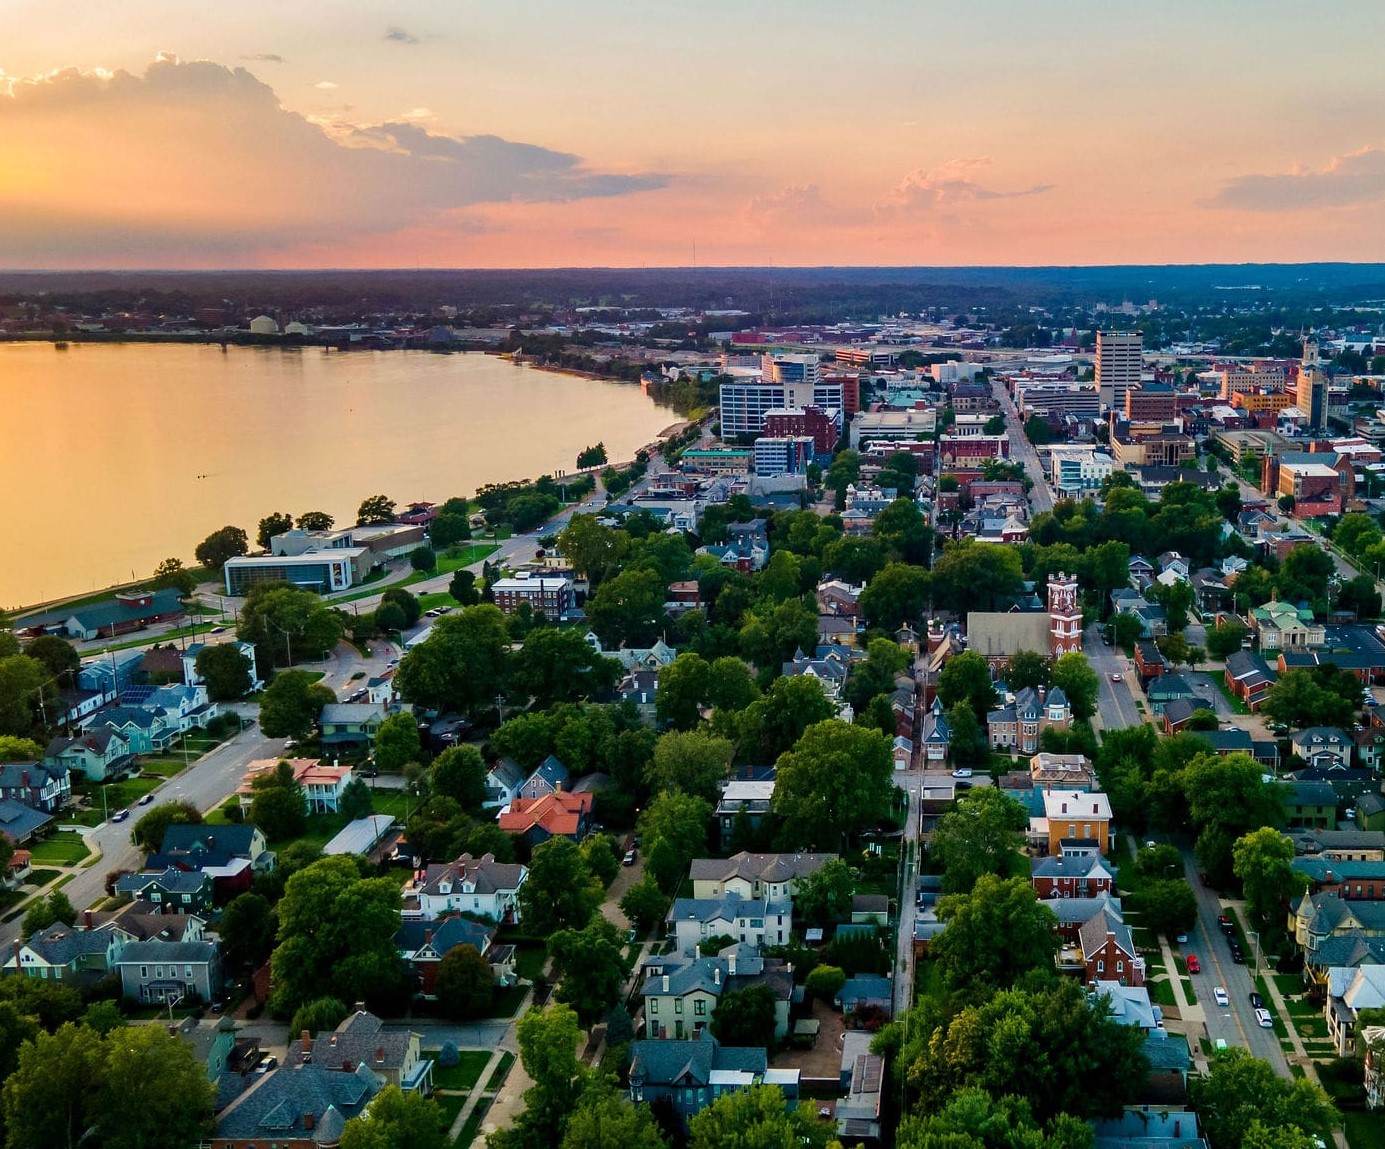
[
  {"left": 435, "top": 944, "right": 496, "bottom": 1020},
  {"left": 513, "top": 629, "right": 620, "bottom": 708},
  {"left": 730, "top": 674, "right": 834, "bottom": 764},
  {"left": 150, "top": 557, "right": 198, "bottom": 596},
  {"left": 430, "top": 744, "right": 487, "bottom": 810},
  {"left": 340, "top": 1084, "right": 446, "bottom": 1149},
  {"left": 1024, "top": 414, "right": 1054, "bottom": 445},
  {"left": 512, "top": 1003, "right": 588, "bottom": 1147},
  {"left": 408, "top": 545, "right": 436, "bottom": 573},
  {"left": 932, "top": 875, "right": 1060, "bottom": 997},
  {"left": 858, "top": 562, "right": 930, "bottom": 630},
  {"left": 586, "top": 567, "right": 667, "bottom": 648},
  {"left": 773, "top": 720, "right": 893, "bottom": 850},
  {"left": 930, "top": 789, "right": 1029, "bottom": 894},
  {"left": 1149, "top": 579, "right": 1195, "bottom": 632},
  {"left": 380, "top": 588, "right": 423, "bottom": 628},
  {"left": 738, "top": 599, "right": 818, "bottom": 673},
  {"left": 259, "top": 669, "right": 327, "bottom": 739},
  {"left": 707, "top": 656, "right": 758, "bottom": 713},
  {"left": 250, "top": 760, "right": 309, "bottom": 842},
  {"left": 639, "top": 791, "right": 713, "bottom": 892},
  {"left": 620, "top": 878, "right": 670, "bottom": 933},
  {"left": 339, "top": 776, "right": 374, "bottom": 820},
  {"left": 0, "top": 1022, "right": 105, "bottom": 1149},
  {"left": 1190, "top": 1048, "right": 1337, "bottom": 1149},
  {"left": 297, "top": 510, "right": 334, "bottom": 531},
  {"left": 932, "top": 540, "right": 1024, "bottom": 613},
  {"left": 429, "top": 513, "right": 472, "bottom": 548},
  {"left": 237, "top": 582, "right": 344, "bottom": 668},
  {"left": 794, "top": 858, "right": 856, "bottom": 927},
  {"left": 822, "top": 535, "right": 885, "bottom": 585},
  {"left": 194, "top": 642, "right": 254, "bottom": 700},
  {"left": 558, "top": 515, "right": 630, "bottom": 585},
  {"left": 132, "top": 799, "right": 202, "bottom": 853},
  {"left": 1233, "top": 827, "right": 1306, "bottom": 932},
  {"left": 374, "top": 711, "right": 423, "bottom": 773},
  {"left": 711, "top": 983, "right": 779, "bottom": 1054},
  {"left": 194, "top": 524, "right": 249, "bottom": 571},
  {"left": 290, "top": 996, "right": 350, "bottom": 1036},
  {"left": 1052, "top": 652, "right": 1100, "bottom": 720},
  {"left": 1184, "top": 753, "right": 1287, "bottom": 885},
  {"left": 1156, "top": 631, "right": 1191, "bottom": 667},
  {"left": 271, "top": 855, "right": 404, "bottom": 1016},
  {"left": 549, "top": 917, "right": 630, "bottom": 1023},
  {"left": 843, "top": 638, "right": 909, "bottom": 712},
  {"left": 1132, "top": 879, "right": 1198, "bottom": 939},
  {"left": 874, "top": 497, "right": 934, "bottom": 565},
  {"left": 1263, "top": 667, "right": 1358, "bottom": 731},
  {"left": 357, "top": 494, "right": 396, "bottom": 525},
  {"left": 395, "top": 605, "right": 511, "bottom": 715},
  {"left": 23, "top": 635, "right": 79, "bottom": 688},
  {"left": 0, "top": 654, "right": 46, "bottom": 736},
  {"left": 1206, "top": 620, "right": 1249, "bottom": 659},
  {"left": 654, "top": 653, "right": 711, "bottom": 730},
  {"left": 937, "top": 650, "right": 997, "bottom": 720},
  {"left": 562, "top": 1088, "right": 667, "bottom": 1149},
  {"left": 257, "top": 511, "right": 294, "bottom": 549},
  {"left": 1003, "top": 650, "right": 1052, "bottom": 693},
  {"left": 646, "top": 729, "right": 732, "bottom": 801},
  {"left": 449, "top": 568, "right": 480, "bottom": 605},
  {"left": 219, "top": 891, "right": 275, "bottom": 972},
  {"left": 804, "top": 963, "right": 846, "bottom": 1003},
  {"left": 518, "top": 837, "right": 603, "bottom": 936},
  {"left": 897, "top": 1088, "right": 1092, "bottom": 1149},
  {"left": 80, "top": 1000, "right": 126, "bottom": 1036},
  {"left": 687, "top": 1085, "right": 826, "bottom": 1149},
  {"left": 21, "top": 890, "right": 77, "bottom": 939}
]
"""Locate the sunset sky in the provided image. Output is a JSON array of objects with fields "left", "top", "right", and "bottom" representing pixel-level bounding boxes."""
[{"left": 4, "top": 0, "right": 1385, "bottom": 268}]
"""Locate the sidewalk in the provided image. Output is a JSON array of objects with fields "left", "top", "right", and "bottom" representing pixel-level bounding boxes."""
[{"left": 445, "top": 1048, "right": 503, "bottom": 1145}]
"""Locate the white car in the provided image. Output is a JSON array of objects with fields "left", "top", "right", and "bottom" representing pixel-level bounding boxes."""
[
  {"left": 1213, "top": 986, "right": 1229, "bottom": 1007},
  {"left": 951, "top": 768, "right": 973, "bottom": 778},
  {"left": 1255, "top": 1008, "right": 1274, "bottom": 1028}
]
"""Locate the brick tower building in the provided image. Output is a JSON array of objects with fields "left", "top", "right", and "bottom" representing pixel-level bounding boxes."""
[{"left": 1048, "top": 572, "right": 1083, "bottom": 656}]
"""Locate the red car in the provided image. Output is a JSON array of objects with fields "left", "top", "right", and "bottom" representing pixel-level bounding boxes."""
[{"left": 1186, "top": 954, "right": 1201, "bottom": 974}]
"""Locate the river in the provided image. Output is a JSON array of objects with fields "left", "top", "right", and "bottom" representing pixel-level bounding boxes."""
[{"left": 0, "top": 342, "right": 672, "bottom": 609}]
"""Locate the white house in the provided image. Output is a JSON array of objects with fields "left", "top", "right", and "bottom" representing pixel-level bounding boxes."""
[
  {"left": 666, "top": 893, "right": 792, "bottom": 955},
  {"left": 404, "top": 852, "right": 528, "bottom": 925},
  {"left": 182, "top": 641, "right": 262, "bottom": 693}
]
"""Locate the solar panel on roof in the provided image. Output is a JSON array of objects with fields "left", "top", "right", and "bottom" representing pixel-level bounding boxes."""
[{"left": 120, "top": 686, "right": 156, "bottom": 705}]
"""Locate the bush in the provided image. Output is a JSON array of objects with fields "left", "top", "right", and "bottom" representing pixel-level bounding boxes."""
[{"left": 438, "top": 1041, "right": 460, "bottom": 1068}]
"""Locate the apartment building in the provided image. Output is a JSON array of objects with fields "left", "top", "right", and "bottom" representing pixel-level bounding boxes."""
[{"left": 1096, "top": 331, "right": 1143, "bottom": 412}]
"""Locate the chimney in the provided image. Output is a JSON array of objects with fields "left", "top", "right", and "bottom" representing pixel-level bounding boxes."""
[
  {"left": 714, "top": 967, "right": 722, "bottom": 985},
  {"left": 662, "top": 975, "right": 670, "bottom": 992},
  {"left": 83, "top": 910, "right": 94, "bottom": 929},
  {"left": 375, "top": 1047, "right": 385, "bottom": 1064},
  {"left": 301, "top": 1029, "right": 311, "bottom": 1050},
  {"left": 303, "top": 1113, "right": 315, "bottom": 1132}
]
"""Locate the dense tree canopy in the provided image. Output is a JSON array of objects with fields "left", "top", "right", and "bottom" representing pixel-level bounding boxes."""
[
  {"left": 395, "top": 605, "right": 511, "bottom": 714},
  {"left": 931, "top": 875, "right": 1060, "bottom": 997},
  {"left": 772, "top": 720, "right": 894, "bottom": 850}
]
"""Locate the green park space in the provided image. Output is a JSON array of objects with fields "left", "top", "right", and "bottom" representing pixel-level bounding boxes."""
[
  {"left": 429, "top": 1050, "right": 492, "bottom": 1093},
  {"left": 331, "top": 543, "right": 498, "bottom": 606}
]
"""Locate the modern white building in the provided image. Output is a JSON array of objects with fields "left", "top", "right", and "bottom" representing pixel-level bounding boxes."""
[
  {"left": 223, "top": 548, "right": 370, "bottom": 595},
  {"left": 1048, "top": 446, "right": 1113, "bottom": 496},
  {"left": 1096, "top": 331, "right": 1143, "bottom": 412},
  {"left": 720, "top": 378, "right": 846, "bottom": 437}
]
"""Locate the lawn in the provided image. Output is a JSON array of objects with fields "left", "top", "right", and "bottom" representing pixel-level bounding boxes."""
[
  {"left": 432, "top": 1092, "right": 465, "bottom": 1132},
  {"left": 28, "top": 831, "right": 92, "bottom": 866},
  {"left": 1343, "top": 1111, "right": 1385, "bottom": 1149},
  {"left": 483, "top": 1052, "right": 515, "bottom": 1093},
  {"left": 1149, "top": 977, "right": 1176, "bottom": 1008},
  {"left": 331, "top": 544, "right": 498, "bottom": 605},
  {"left": 513, "top": 943, "right": 548, "bottom": 983},
  {"left": 454, "top": 1096, "right": 494, "bottom": 1149},
  {"left": 73, "top": 775, "right": 161, "bottom": 823},
  {"left": 24, "top": 868, "right": 61, "bottom": 886},
  {"left": 429, "top": 1050, "right": 492, "bottom": 1093}
]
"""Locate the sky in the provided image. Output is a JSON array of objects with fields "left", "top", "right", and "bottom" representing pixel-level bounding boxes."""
[{"left": 3, "top": 0, "right": 1385, "bottom": 269}]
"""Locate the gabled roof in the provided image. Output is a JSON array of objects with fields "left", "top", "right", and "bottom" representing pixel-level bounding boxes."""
[
  {"left": 286, "top": 1010, "right": 416, "bottom": 1076},
  {"left": 18, "top": 921, "right": 113, "bottom": 965},
  {"left": 0, "top": 800, "right": 53, "bottom": 842},
  {"left": 1079, "top": 907, "right": 1137, "bottom": 961},
  {"left": 486, "top": 758, "right": 526, "bottom": 792},
  {"left": 115, "top": 939, "right": 219, "bottom": 966},
  {"left": 1031, "top": 853, "right": 1115, "bottom": 882},
  {"left": 629, "top": 1034, "right": 766, "bottom": 1088},
  {"left": 214, "top": 1061, "right": 383, "bottom": 1142},
  {"left": 687, "top": 852, "right": 835, "bottom": 886},
  {"left": 161, "top": 824, "right": 261, "bottom": 858},
  {"left": 115, "top": 866, "right": 212, "bottom": 896},
  {"left": 418, "top": 852, "right": 527, "bottom": 897},
  {"left": 395, "top": 917, "right": 495, "bottom": 960},
  {"left": 496, "top": 791, "right": 592, "bottom": 838}
]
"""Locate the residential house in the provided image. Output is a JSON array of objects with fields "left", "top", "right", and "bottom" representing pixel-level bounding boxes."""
[
  {"left": 1133, "top": 641, "right": 1167, "bottom": 683},
  {"left": 285, "top": 1008, "right": 434, "bottom": 1094},
  {"left": 688, "top": 852, "right": 835, "bottom": 902},
  {"left": 1293, "top": 857, "right": 1385, "bottom": 901},
  {"left": 1156, "top": 551, "right": 1191, "bottom": 582},
  {"left": 1285, "top": 780, "right": 1340, "bottom": 830},
  {"left": 1292, "top": 829, "right": 1385, "bottom": 861},
  {"left": 715, "top": 777, "right": 776, "bottom": 838},
  {"left": 238, "top": 758, "right": 355, "bottom": 815},
  {"left": 0, "top": 760, "right": 71, "bottom": 811},
  {"left": 1093, "top": 980, "right": 1163, "bottom": 1031},
  {"left": 1138, "top": 1030, "right": 1193, "bottom": 1104},
  {"left": 1128, "top": 555, "right": 1154, "bottom": 587},
  {"left": 1291, "top": 727, "right": 1354, "bottom": 771},
  {"left": 0, "top": 801, "right": 52, "bottom": 846},
  {"left": 4, "top": 848, "right": 32, "bottom": 887},
  {"left": 481, "top": 758, "right": 526, "bottom": 811},
  {"left": 893, "top": 735, "right": 914, "bottom": 770},
  {"left": 114, "top": 867, "right": 215, "bottom": 916},
  {"left": 2, "top": 920, "right": 122, "bottom": 983},
  {"left": 666, "top": 892, "right": 793, "bottom": 955},
  {"left": 1079, "top": 907, "right": 1145, "bottom": 987},
  {"left": 584, "top": 634, "right": 678, "bottom": 673},
  {"left": 396, "top": 918, "right": 515, "bottom": 996},
  {"left": 210, "top": 1061, "right": 384, "bottom": 1148},
  {"left": 851, "top": 895, "right": 890, "bottom": 927},
  {"left": 1358, "top": 792, "right": 1385, "bottom": 833},
  {"left": 496, "top": 790, "right": 593, "bottom": 847},
  {"left": 1092, "top": 1110, "right": 1207, "bottom": 1149},
  {"left": 174, "top": 1016, "right": 238, "bottom": 1083},
  {"left": 76, "top": 648, "right": 145, "bottom": 700},
  {"left": 1357, "top": 727, "right": 1385, "bottom": 773},
  {"left": 1225, "top": 649, "right": 1278, "bottom": 711},
  {"left": 318, "top": 702, "right": 385, "bottom": 745},
  {"left": 82, "top": 705, "right": 175, "bottom": 755},
  {"left": 836, "top": 1050, "right": 886, "bottom": 1144},
  {"left": 1326, "top": 965, "right": 1385, "bottom": 1055},
  {"left": 404, "top": 852, "right": 527, "bottom": 924},
  {"left": 837, "top": 973, "right": 894, "bottom": 1014},
  {"left": 987, "top": 686, "right": 1071, "bottom": 754},
  {"left": 628, "top": 1034, "right": 799, "bottom": 1126},
  {"left": 782, "top": 648, "right": 848, "bottom": 701},
  {"left": 1250, "top": 599, "right": 1325, "bottom": 650},
  {"left": 1029, "top": 752, "right": 1097, "bottom": 790},
  {"left": 1161, "top": 697, "right": 1199, "bottom": 734},
  {"left": 1146, "top": 674, "right": 1196, "bottom": 717},
  {"left": 515, "top": 755, "right": 569, "bottom": 801},
  {"left": 137, "top": 683, "right": 215, "bottom": 732},
  {"left": 1292, "top": 891, "right": 1385, "bottom": 987},
  {"left": 114, "top": 939, "right": 221, "bottom": 1003},
  {"left": 1039, "top": 789, "right": 1113, "bottom": 856},
  {"left": 615, "top": 669, "right": 659, "bottom": 723},
  {"left": 161, "top": 823, "right": 269, "bottom": 867},
  {"left": 1031, "top": 853, "right": 1116, "bottom": 900},
  {"left": 182, "top": 640, "right": 262, "bottom": 692},
  {"left": 641, "top": 945, "right": 795, "bottom": 1042},
  {"left": 817, "top": 579, "right": 864, "bottom": 618},
  {"left": 44, "top": 729, "right": 132, "bottom": 782},
  {"left": 1049, "top": 894, "right": 1127, "bottom": 943},
  {"left": 918, "top": 699, "right": 950, "bottom": 765}
]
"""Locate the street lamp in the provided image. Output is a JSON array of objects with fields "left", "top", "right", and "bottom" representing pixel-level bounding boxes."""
[{"left": 1246, "top": 930, "right": 1262, "bottom": 981}]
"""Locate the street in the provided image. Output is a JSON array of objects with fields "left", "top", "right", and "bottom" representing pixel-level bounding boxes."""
[
  {"left": 1083, "top": 623, "right": 1143, "bottom": 730},
  {"left": 992, "top": 378, "right": 1054, "bottom": 515},
  {"left": 893, "top": 778, "right": 924, "bottom": 1017}
]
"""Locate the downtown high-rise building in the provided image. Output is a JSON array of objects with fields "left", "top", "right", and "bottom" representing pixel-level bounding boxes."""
[
  {"left": 1300, "top": 337, "right": 1327, "bottom": 433},
  {"left": 1096, "top": 330, "right": 1143, "bottom": 412}
]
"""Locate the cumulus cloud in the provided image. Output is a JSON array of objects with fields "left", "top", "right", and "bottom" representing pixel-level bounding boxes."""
[
  {"left": 1206, "top": 145, "right": 1385, "bottom": 211},
  {"left": 877, "top": 157, "right": 1053, "bottom": 212},
  {"left": 743, "top": 184, "right": 858, "bottom": 230},
  {"left": 0, "top": 57, "right": 668, "bottom": 263},
  {"left": 384, "top": 26, "right": 421, "bottom": 44}
]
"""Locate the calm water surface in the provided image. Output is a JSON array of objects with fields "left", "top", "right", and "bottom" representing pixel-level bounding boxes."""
[{"left": 0, "top": 342, "right": 671, "bottom": 608}]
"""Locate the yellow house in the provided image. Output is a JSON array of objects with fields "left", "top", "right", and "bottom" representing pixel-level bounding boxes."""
[{"left": 1041, "top": 789, "right": 1112, "bottom": 855}]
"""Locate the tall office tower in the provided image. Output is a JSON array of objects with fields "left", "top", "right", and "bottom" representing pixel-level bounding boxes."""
[
  {"left": 1301, "top": 337, "right": 1327, "bottom": 433},
  {"left": 1096, "top": 330, "right": 1143, "bottom": 412}
]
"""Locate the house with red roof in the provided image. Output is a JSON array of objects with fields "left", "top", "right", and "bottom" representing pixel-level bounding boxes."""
[{"left": 497, "top": 790, "right": 593, "bottom": 846}]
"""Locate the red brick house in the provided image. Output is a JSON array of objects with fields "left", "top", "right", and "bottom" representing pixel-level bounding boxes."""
[
  {"left": 1079, "top": 909, "right": 1145, "bottom": 987},
  {"left": 1031, "top": 853, "right": 1116, "bottom": 900}
]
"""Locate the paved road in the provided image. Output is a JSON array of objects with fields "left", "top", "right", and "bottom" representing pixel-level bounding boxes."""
[
  {"left": 1084, "top": 623, "right": 1143, "bottom": 730},
  {"left": 893, "top": 774, "right": 925, "bottom": 1017},
  {"left": 992, "top": 379, "right": 1054, "bottom": 515},
  {"left": 1175, "top": 843, "right": 1291, "bottom": 1075}
]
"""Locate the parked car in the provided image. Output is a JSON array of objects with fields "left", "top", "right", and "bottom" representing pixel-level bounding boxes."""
[
  {"left": 1255, "top": 1008, "right": 1273, "bottom": 1028},
  {"left": 254, "top": 1055, "right": 278, "bottom": 1074},
  {"left": 137, "top": 793, "right": 154, "bottom": 806},
  {"left": 111, "top": 809, "right": 130, "bottom": 822},
  {"left": 622, "top": 849, "right": 637, "bottom": 867},
  {"left": 1185, "top": 954, "right": 1201, "bottom": 974},
  {"left": 951, "top": 767, "right": 974, "bottom": 778},
  {"left": 1249, "top": 991, "right": 1264, "bottom": 1009},
  {"left": 1214, "top": 986, "right": 1229, "bottom": 1007},
  {"left": 1217, "top": 914, "right": 1233, "bottom": 932}
]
